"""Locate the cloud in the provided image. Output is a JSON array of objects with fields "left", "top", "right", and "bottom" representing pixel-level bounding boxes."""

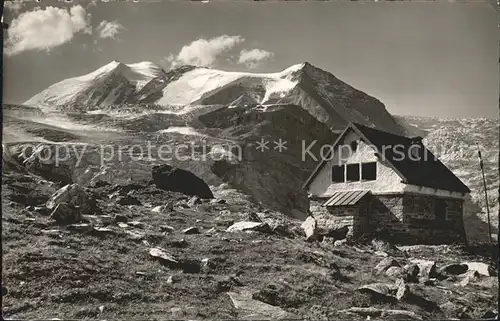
[
  {"left": 4, "top": 5, "right": 91, "bottom": 56},
  {"left": 238, "top": 48, "right": 274, "bottom": 69},
  {"left": 96, "top": 20, "right": 125, "bottom": 40},
  {"left": 167, "top": 35, "right": 244, "bottom": 68}
]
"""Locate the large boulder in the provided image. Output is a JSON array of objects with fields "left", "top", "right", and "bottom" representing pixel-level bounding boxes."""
[
  {"left": 301, "top": 216, "right": 318, "bottom": 242},
  {"left": 46, "top": 183, "right": 100, "bottom": 214},
  {"left": 151, "top": 164, "right": 214, "bottom": 199},
  {"left": 357, "top": 283, "right": 396, "bottom": 301},
  {"left": 374, "top": 257, "right": 400, "bottom": 275},
  {"left": 395, "top": 278, "right": 409, "bottom": 301},
  {"left": 386, "top": 266, "right": 404, "bottom": 279},
  {"left": 226, "top": 221, "right": 272, "bottom": 233},
  {"left": 463, "top": 262, "right": 492, "bottom": 276},
  {"left": 402, "top": 263, "right": 420, "bottom": 282},
  {"left": 151, "top": 201, "right": 174, "bottom": 213},
  {"left": 187, "top": 196, "right": 202, "bottom": 207},
  {"left": 438, "top": 263, "right": 469, "bottom": 277},
  {"left": 228, "top": 290, "right": 297, "bottom": 320},
  {"left": 49, "top": 203, "right": 82, "bottom": 224},
  {"left": 410, "top": 259, "right": 437, "bottom": 281},
  {"left": 149, "top": 247, "right": 201, "bottom": 273}
]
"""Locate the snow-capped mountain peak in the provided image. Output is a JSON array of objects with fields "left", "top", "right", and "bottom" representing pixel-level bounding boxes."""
[
  {"left": 24, "top": 60, "right": 166, "bottom": 108},
  {"left": 24, "top": 60, "right": 405, "bottom": 134},
  {"left": 79, "top": 60, "right": 123, "bottom": 81},
  {"left": 121, "top": 61, "right": 165, "bottom": 88},
  {"left": 79, "top": 60, "right": 165, "bottom": 89}
]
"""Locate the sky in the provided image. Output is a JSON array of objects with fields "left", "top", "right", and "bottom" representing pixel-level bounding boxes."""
[{"left": 2, "top": 0, "right": 498, "bottom": 118}]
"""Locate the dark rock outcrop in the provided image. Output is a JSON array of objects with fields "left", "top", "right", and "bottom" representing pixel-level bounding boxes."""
[
  {"left": 49, "top": 203, "right": 82, "bottom": 224},
  {"left": 438, "top": 263, "right": 469, "bottom": 277},
  {"left": 151, "top": 164, "right": 214, "bottom": 199}
]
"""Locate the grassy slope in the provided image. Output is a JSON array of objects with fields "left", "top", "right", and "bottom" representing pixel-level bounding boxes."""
[{"left": 2, "top": 172, "right": 497, "bottom": 320}]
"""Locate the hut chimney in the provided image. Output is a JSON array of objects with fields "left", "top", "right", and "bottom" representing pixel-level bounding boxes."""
[
  {"left": 410, "top": 136, "right": 423, "bottom": 144},
  {"left": 409, "top": 136, "right": 423, "bottom": 160}
]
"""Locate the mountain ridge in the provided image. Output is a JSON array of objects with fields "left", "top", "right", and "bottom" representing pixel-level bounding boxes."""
[
  {"left": 24, "top": 60, "right": 167, "bottom": 108},
  {"left": 24, "top": 60, "right": 407, "bottom": 135}
]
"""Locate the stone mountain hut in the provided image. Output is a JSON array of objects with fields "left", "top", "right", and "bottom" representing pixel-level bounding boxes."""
[{"left": 303, "top": 122, "right": 471, "bottom": 244}]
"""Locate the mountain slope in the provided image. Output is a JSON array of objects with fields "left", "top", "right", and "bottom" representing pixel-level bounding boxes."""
[
  {"left": 2, "top": 170, "right": 498, "bottom": 320},
  {"left": 3, "top": 101, "right": 336, "bottom": 218},
  {"left": 25, "top": 61, "right": 166, "bottom": 109},
  {"left": 25, "top": 61, "right": 405, "bottom": 135},
  {"left": 5, "top": 104, "right": 496, "bottom": 242}
]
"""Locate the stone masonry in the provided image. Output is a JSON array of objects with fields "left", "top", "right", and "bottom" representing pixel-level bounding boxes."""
[
  {"left": 310, "top": 193, "right": 466, "bottom": 244},
  {"left": 402, "top": 194, "right": 466, "bottom": 244}
]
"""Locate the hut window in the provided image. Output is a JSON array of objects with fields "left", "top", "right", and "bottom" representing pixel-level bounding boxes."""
[
  {"left": 346, "top": 163, "right": 360, "bottom": 182},
  {"left": 361, "top": 162, "right": 377, "bottom": 181},
  {"left": 434, "top": 199, "right": 447, "bottom": 220},
  {"left": 332, "top": 165, "right": 345, "bottom": 183},
  {"left": 350, "top": 140, "right": 358, "bottom": 152}
]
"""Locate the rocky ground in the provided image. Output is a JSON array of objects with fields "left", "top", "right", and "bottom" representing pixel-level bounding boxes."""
[{"left": 2, "top": 170, "right": 498, "bottom": 320}]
